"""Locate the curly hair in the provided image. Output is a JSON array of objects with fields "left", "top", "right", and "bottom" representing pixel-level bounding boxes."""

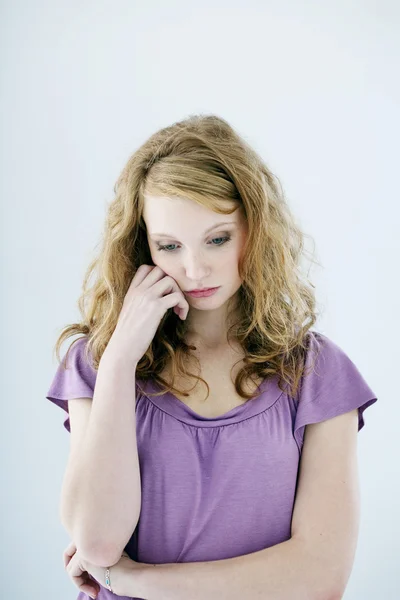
[{"left": 53, "top": 113, "right": 323, "bottom": 402}]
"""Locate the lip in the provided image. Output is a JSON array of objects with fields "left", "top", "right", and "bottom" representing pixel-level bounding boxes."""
[{"left": 185, "top": 286, "right": 220, "bottom": 298}]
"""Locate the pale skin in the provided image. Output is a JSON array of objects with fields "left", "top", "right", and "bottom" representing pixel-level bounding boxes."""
[
  {"left": 142, "top": 193, "right": 249, "bottom": 350},
  {"left": 142, "top": 194, "right": 263, "bottom": 410},
  {"left": 64, "top": 195, "right": 252, "bottom": 596},
  {"left": 63, "top": 197, "right": 360, "bottom": 597},
  {"left": 63, "top": 539, "right": 149, "bottom": 598},
  {"left": 64, "top": 408, "right": 359, "bottom": 599}
]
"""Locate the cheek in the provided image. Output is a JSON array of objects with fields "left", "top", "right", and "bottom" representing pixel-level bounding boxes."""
[
  {"left": 220, "top": 246, "right": 241, "bottom": 269},
  {"left": 150, "top": 250, "right": 175, "bottom": 275},
  {"left": 150, "top": 248, "right": 159, "bottom": 265},
  {"left": 149, "top": 246, "right": 164, "bottom": 266}
]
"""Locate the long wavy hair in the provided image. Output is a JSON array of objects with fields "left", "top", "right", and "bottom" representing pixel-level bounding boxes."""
[{"left": 53, "top": 113, "right": 323, "bottom": 403}]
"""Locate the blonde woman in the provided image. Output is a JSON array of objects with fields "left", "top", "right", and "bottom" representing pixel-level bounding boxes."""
[{"left": 46, "top": 114, "right": 378, "bottom": 600}]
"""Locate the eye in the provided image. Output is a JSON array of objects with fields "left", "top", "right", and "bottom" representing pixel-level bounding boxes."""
[{"left": 156, "top": 235, "right": 232, "bottom": 253}]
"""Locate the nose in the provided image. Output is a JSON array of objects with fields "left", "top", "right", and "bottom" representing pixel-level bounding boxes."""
[{"left": 183, "top": 251, "right": 210, "bottom": 281}]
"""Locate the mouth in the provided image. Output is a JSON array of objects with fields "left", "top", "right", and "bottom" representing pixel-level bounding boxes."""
[
  {"left": 186, "top": 287, "right": 217, "bottom": 293},
  {"left": 185, "top": 286, "right": 220, "bottom": 297}
]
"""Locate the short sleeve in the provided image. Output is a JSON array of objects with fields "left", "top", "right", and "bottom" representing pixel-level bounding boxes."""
[
  {"left": 294, "top": 331, "right": 378, "bottom": 452},
  {"left": 45, "top": 336, "right": 97, "bottom": 433}
]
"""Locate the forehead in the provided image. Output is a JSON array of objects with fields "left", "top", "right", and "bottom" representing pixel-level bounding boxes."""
[{"left": 143, "top": 195, "right": 242, "bottom": 231}]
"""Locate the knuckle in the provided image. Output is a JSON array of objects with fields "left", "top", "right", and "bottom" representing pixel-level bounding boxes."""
[
  {"left": 163, "top": 274, "right": 175, "bottom": 285},
  {"left": 141, "top": 263, "right": 157, "bottom": 272}
]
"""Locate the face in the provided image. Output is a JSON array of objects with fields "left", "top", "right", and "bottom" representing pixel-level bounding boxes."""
[{"left": 142, "top": 194, "right": 248, "bottom": 310}]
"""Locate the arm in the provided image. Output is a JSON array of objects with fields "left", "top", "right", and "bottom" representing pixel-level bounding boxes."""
[
  {"left": 124, "top": 409, "right": 360, "bottom": 600},
  {"left": 132, "top": 537, "right": 331, "bottom": 600},
  {"left": 60, "top": 352, "right": 141, "bottom": 566}
]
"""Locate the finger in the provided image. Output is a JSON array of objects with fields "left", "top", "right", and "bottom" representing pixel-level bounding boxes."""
[
  {"left": 78, "top": 580, "right": 99, "bottom": 599},
  {"left": 82, "top": 578, "right": 101, "bottom": 598},
  {"left": 63, "top": 544, "right": 76, "bottom": 569},
  {"left": 63, "top": 540, "right": 77, "bottom": 568},
  {"left": 66, "top": 552, "right": 85, "bottom": 579},
  {"left": 131, "top": 264, "right": 158, "bottom": 288},
  {"left": 67, "top": 554, "right": 100, "bottom": 597}
]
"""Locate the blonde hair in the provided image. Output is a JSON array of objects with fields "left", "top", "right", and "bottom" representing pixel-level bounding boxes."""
[{"left": 54, "top": 113, "right": 323, "bottom": 402}]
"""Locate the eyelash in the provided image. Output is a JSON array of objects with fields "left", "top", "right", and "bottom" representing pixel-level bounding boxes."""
[{"left": 156, "top": 235, "right": 232, "bottom": 253}]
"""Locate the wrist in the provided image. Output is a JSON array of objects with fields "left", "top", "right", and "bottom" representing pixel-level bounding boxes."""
[
  {"left": 100, "top": 345, "right": 138, "bottom": 372},
  {"left": 120, "top": 562, "right": 156, "bottom": 599}
]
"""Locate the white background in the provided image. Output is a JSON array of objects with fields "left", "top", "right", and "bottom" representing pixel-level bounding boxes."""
[{"left": 1, "top": 1, "right": 397, "bottom": 598}]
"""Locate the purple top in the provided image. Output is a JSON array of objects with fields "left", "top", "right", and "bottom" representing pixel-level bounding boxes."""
[{"left": 46, "top": 330, "right": 378, "bottom": 600}]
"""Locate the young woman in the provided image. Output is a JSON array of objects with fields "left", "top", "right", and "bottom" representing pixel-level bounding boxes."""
[{"left": 46, "top": 114, "right": 378, "bottom": 600}]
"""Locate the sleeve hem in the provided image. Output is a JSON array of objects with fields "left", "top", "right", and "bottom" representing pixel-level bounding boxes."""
[
  {"left": 294, "top": 394, "right": 378, "bottom": 453},
  {"left": 46, "top": 393, "right": 93, "bottom": 433}
]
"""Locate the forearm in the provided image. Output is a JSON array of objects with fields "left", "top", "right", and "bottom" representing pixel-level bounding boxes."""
[
  {"left": 129, "top": 537, "right": 333, "bottom": 600},
  {"left": 60, "top": 353, "right": 141, "bottom": 565}
]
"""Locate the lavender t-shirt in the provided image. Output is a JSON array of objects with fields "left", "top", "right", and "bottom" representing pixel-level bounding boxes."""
[{"left": 46, "top": 330, "right": 378, "bottom": 600}]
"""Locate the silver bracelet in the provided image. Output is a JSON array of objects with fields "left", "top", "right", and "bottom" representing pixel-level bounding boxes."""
[{"left": 105, "top": 566, "right": 112, "bottom": 592}]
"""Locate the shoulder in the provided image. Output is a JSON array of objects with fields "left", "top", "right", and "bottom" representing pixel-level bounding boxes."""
[
  {"left": 301, "top": 330, "right": 368, "bottom": 391},
  {"left": 293, "top": 329, "right": 378, "bottom": 452}
]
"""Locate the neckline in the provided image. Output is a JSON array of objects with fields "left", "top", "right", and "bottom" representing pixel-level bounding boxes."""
[{"left": 137, "top": 376, "right": 286, "bottom": 427}]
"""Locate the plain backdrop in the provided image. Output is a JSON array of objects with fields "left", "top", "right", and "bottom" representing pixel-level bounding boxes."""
[{"left": 1, "top": 1, "right": 397, "bottom": 598}]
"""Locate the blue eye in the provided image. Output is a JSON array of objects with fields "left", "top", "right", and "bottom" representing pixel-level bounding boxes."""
[{"left": 156, "top": 235, "right": 232, "bottom": 253}]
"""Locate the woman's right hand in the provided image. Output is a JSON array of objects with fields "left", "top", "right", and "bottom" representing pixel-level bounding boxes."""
[
  {"left": 104, "top": 265, "right": 190, "bottom": 367},
  {"left": 63, "top": 540, "right": 100, "bottom": 599}
]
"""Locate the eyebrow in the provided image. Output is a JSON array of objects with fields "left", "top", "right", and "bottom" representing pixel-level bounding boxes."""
[{"left": 150, "top": 221, "right": 236, "bottom": 238}]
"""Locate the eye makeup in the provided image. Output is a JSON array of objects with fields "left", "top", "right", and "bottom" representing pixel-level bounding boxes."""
[{"left": 156, "top": 234, "right": 232, "bottom": 253}]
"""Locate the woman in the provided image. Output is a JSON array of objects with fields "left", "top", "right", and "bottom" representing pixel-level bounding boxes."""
[{"left": 46, "top": 114, "right": 378, "bottom": 599}]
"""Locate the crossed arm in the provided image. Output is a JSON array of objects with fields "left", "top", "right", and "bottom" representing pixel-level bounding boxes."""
[{"left": 123, "top": 409, "right": 360, "bottom": 600}]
